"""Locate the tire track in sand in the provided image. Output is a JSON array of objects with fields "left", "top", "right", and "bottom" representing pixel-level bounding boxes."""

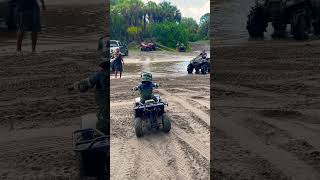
[
  {"left": 110, "top": 138, "right": 140, "bottom": 180},
  {"left": 158, "top": 89, "right": 210, "bottom": 160},
  {"left": 215, "top": 112, "right": 320, "bottom": 180},
  {"left": 111, "top": 137, "right": 188, "bottom": 180},
  {"left": 158, "top": 89, "right": 210, "bottom": 126}
]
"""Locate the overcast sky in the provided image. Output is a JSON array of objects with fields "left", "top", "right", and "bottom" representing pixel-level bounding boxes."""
[{"left": 142, "top": 0, "right": 210, "bottom": 23}]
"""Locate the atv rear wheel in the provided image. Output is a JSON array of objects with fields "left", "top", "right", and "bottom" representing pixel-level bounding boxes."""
[
  {"left": 162, "top": 114, "right": 171, "bottom": 133},
  {"left": 272, "top": 18, "right": 287, "bottom": 38},
  {"left": 291, "top": 11, "right": 309, "bottom": 40},
  {"left": 200, "top": 63, "right": 209, "bottom": 74},
  {"left": 195, "top": 68, "right": 200, "bottom": 74},
  {"left": 187, "top": 64, "right": 194, "bottom": 74},
  {"left": 313, "top": 21, "right": 320, "bottom": 35},
  {"left": 135, "top": 117, "right": 143, "bottom": 137},
  {"left": 247, "top": 5, "right": 267, "bottom": 38}
]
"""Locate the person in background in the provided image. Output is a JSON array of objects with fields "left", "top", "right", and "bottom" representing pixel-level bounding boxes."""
[
  {"left": 16, "top": 0, "right": 46, "bottom": 52},
  {"left": 112, "top": 48, "right": 124, "bottom": 79}
]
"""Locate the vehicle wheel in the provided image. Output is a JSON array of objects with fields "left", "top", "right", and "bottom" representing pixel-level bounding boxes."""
[
  {"left": 187, "top": 64, "right": 194, "bottom": 74},
  {"left": 96, "top": 175, "right": 105, "bottom": 180},
  {"left": 247, "top": 5, "right": 267, "bottom": 38},
  {"left": 195, "top": 68, "right": 200, "bottom": 74},
  {"left": 313, "top": 21, "right": 320, "bottom": 35},
  {"left": 162, "top": 114, "right": 171, "bottom": 133},
  {"left": 201, "top": 64, "right": 209, "bottom": 74},
  {"left": 135, "top": 117, "right": 143, "bottom": 137},
  {"left": 291, "top": 11, "right": 309, "bottom": 40},
  {"left": 272, "top": 18, "right": 287, "bottom": 38},
  {"left": 77, "top": 154, "right": 86, "bottom": 179}
]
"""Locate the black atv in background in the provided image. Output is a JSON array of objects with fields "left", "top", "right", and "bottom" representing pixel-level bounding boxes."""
[
  {"left": 187, "top": 54, "right": 210, "bottom": 74},
  {"left": 247, "top": 0, "right": 320, "bottom": 40},
  {"left": 0, "top": 0, "right": 16, "bottom": 31}
]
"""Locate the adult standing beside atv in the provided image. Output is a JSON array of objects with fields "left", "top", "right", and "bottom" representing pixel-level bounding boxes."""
[
  {"left": 16, "top": 0, "right": 46, "bottom": 52},
  {"left": 68, "top": 58, "right": 108, "bottom": 135},
  {"left": 112, "top": 48, "right": 124, "bottom": 79}
]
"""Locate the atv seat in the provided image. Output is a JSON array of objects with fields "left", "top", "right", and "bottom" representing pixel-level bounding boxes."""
[
  {"left": 135, "top": 95, "right": 161, "bottom": 106},
  {"left": 145, "top": 99, "right": 155, "bottom": 104}
]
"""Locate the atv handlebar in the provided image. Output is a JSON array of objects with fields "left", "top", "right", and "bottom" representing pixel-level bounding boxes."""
[{"left": 67, "top": 84, "right": 75, "bottom": 91}]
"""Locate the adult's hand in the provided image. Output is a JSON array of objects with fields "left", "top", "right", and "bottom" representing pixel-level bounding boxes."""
[{"left": 40, "top": 0, "right": 46, "bottom": 10}]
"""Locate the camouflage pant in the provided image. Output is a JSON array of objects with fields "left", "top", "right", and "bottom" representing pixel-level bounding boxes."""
[
  {"left": 96, "top": 94, "right": 108, "bottom": 135},
  {"left": 96, "top": 107, "right": 108, "bottom": 135},
  {"left": 140, "top": 95, "right": 157, "bottom": 104}
]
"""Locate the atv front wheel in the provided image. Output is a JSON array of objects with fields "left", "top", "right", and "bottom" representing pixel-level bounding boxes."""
[
  {"left": 135, "top": 117, "right": 143, "bottom": 137},
  {"left": 187, "top": 64, "right": 194, "bottom": 74},
  {"left": 291, "top": 11, "right": 309, "bottom": 40},
  {"left": 247, "top": 5, "right": 267, "bottom": 38},
  {"left": 162, "top": 114, "right": 171, "bottom": 133}
]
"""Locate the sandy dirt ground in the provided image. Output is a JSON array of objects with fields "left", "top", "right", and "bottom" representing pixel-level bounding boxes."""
[
  {"left": 212, "top": 0, "right": 320, "bottom": 179},
  {"left": 0, "top": 2, "right": 107, "bottom": 179},
  {"left": 110, "top": 49, "right": 210, "bottom": 179}
]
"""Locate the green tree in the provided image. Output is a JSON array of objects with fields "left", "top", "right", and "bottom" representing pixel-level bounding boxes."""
[
  {"left": 110, "top": 0, "right": 207, "bottom": 44},
  {"left": 127, "top": 26, "right": 141, "bottom": 41},
  {"left": 158, "top": 1, "right": 181, "bottom": 23},
  {"left": 150, "top": 22, "right": 189, "bottom": 48},
  {"left": 145, "top": 1, "right": 159, "bottom": 23},
  {"left": 181, "top": 17, "right": 201, "bottom": 42},
  {"left": 199, "top": 13, "right": 210, "bottom": 38}
]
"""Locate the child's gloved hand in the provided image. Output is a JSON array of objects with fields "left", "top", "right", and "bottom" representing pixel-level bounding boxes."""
[{"left": 67, "top": 84, "right": 75, "bottom": 91}]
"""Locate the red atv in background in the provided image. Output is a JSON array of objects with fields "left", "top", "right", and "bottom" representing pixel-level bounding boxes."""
[{"left": 140, "top": 42, "right": 156, "bottom": 51}]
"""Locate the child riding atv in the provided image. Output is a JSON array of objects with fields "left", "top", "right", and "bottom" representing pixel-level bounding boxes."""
[{"left": 133, "top": 72, "right": 159, "bottom": 104}]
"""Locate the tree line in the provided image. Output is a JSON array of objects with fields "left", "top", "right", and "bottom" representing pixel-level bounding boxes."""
[{"left": 110, "top": 0, "right": 210, "bottom": 49}]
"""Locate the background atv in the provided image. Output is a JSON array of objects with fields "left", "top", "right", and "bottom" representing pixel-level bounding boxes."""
[
  {"left": 140, "top": 42, "right": 156, "bottom": 51},
  {"left": 187, "top": 55, "right": 210, "bottom": 74},
  {"left": 0, "top": 0, "right": 16, "bottom": 31},
  {"left": 177, "top": 45, "right": 186, "bottom": 52},
  {"left": 247, "top": 0, "right": 320, "bottom": 40},
  {"left": 133, "top": 94, "right": 171, "bottom": 137}
]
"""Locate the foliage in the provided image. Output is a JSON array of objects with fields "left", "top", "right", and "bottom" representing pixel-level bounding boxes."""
[
  {"left": 127, "top": 26, "right": 141, "bottom": 41},
  {"left": 199, "top": 13, "right": 210, "bottom": 38},
  {"left": 110, "top": 0, "right": 209, "bottom": 47},
  {"left": 150, "top": 22, "right": 189, "bottom": 48}
]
